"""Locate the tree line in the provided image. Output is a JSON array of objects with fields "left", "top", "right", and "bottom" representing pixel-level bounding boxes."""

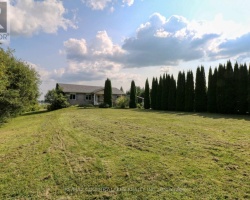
[{"left": 141, "top": 61, "right": 250, "bottom": 115}]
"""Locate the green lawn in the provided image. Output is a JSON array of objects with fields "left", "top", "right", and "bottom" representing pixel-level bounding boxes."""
[{"left": 0, "top": 107, "right": 250, "bottom": 199}]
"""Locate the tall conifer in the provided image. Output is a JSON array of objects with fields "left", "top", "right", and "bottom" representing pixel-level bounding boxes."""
[
  {"left": 104, "top": 78, "right": 112, "bottom": 107},
  {"left": 129, "top": 80, "right": 137, "bottom": 108},
  {"left": 224, "top": 61, "right": 234, "bottom": 113},
  {"left": 185, "top": 70, "right": 194, "bottom": 112},
  {"left": 195, "top": 66, "right": 207, "bottom": 112},
  {"left": 176, "top": 71, "right": 185, "bottom": 111},
  {"left": 238, "top": 64, "right": 248, "bottom": 114},
  {"left": 144, "top": 78, "right": 150, "bottom": 109},
  {"left": 168, "top": 75, "right": 176, "bottom": 111}
]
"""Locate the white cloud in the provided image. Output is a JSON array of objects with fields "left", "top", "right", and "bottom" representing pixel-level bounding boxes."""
[
  {"left": 122, "top": 13, "right": 250, "bottom": 67},
  {"left": 122, "top": 13, "right": 221, "bottom": 67},
  {"left": 54, "top": 31, "right": 137, "bottom": 84},
  {"left": 82, "top": 0, "right": 135, "bottom": 10},
  {"left": 63, "top": 38, "right": 88, "bottom": 60},
  {"left": 82, "top": 0, "right": 112, "bottom": 10},
  {"left": 122, "top": 0, "right": 134, "bottom": 6},
  {"left": 10, "top": 0, "right": 76, "bottom": 36},
  {"left": 62, "top": 31, "right": 125, "bottom": 61}
]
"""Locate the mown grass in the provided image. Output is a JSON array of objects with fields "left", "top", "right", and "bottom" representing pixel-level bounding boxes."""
[{"left": 0, "top": 107, "right": 250, "bottom": 199}]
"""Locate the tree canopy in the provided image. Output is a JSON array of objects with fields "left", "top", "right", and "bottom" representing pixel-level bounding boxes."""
[{"left": 0, "top": 48, "right": 40, "bottom": 123}]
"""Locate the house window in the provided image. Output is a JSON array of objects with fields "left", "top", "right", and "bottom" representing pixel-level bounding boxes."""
[
  {"left": 86, "top": 94, "right": 92, "bottom": 100},
  {"left": 70, "top": 94, "right": 76, "bottom": 100}
]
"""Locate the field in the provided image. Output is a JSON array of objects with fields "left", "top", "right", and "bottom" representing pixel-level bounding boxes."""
[{"left": 0, "top": 107, "right": 250, "bottom": 199}]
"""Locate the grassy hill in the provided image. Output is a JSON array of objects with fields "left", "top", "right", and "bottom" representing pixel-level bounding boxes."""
[{"left": 0, "top": 107, "right": 250, "bottom": 199}]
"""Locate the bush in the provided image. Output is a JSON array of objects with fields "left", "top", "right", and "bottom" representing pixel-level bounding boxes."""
[
  {"left": 137, "top": 103, "right": 143, "bottom": 109},
  {"left": 99, "top": 103, "right": 109, "bottom": 108},
  {"left": 45, "top": 87, "right": 69, "bottom": 111},
  {"left": 116, "top": 96, "right": 129, "bottom": 108}
]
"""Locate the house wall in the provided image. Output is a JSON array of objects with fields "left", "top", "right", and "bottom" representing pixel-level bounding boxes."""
[
  {"left": 67, "top": 93, "right": 93, "bottom": 105},
  {"left": 66, "top": 93, "right": 123, "bottom": 106}
]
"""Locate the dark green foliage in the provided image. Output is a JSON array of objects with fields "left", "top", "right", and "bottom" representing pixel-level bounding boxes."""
[
  {"left": 224, "top": 61, "right": 235, "bottom": 114},
  {"left": 233, "top": 62, "right": 240, "bottom": 113},
  {"left": 0, "top": 49, "right": 40, "bottom": 123},
  {"left": 144, "top": 78, "right": 150, "bottom": 109},
  {"left": 161, "top": 74, "right": 169, "bottom": 110},
  {"left": 248, "top": 66, "right": 250, "bottom": 113},
  {"left": 156, "top": 76, "right": 163, "bottom": 110},
  {"left": 168, "top": 75, "right": 176, "bottom": 111},
  {"left": 216, "top": 64, "right": 226, "bottom": 113},
  {"left": 129, "top": 80, "right": 137, "bottom": 108},
  {"left": 176, "top": 71, "right": 185, "bottom": 111},
  {"left": 45, "top": 86, "right": 69, "bottom": 111},
  {"left": 150, "top": 78, "right": 156, "bottom": 109},
  {"left": 207, "top": 67, "right": 217, "bottom": 113},
  {"left": 146, "top": 61, "right": 250, "bottom": 115},
  {"left": 161, "top": 74, "right": 167, "bottom": 110},
  {"left": 195, "top": 66, "right": 207, "bottom": 112},
  {"left": 185, "top": 70, "right": 194, "bottom": 112},
  {"left": 237, "top": 64, "right": 248, "bottom": 114},
  {"left": 104, "top": 78, "right": 112, "bottom": 107},
  {"left": 151, "top": 78, "right": 158, "bottom": 110},
  {"left": 165, "top": 74, "right": 170, "bottom": 110},
  {"left": 120, "top": 86, "right": 124, "bottom": 92}
]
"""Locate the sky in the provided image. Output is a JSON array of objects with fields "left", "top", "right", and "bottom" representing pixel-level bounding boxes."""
[{"left": 4, "top": 0, "right": 250, "bottom": 99}]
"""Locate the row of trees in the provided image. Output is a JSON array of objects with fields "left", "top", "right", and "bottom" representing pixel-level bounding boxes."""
[
  {"left": 142, "top": 61, "right": 250, "bottom": 114},
  {"left": 0, "top": 48, "right": 40, "bottom": 123}
]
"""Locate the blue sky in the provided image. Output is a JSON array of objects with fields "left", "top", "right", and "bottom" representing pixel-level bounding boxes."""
[{"left": 5, "top": 0, "right": 250, "bottom": 99}]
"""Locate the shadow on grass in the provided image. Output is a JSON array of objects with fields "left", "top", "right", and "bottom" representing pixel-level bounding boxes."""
[
  {"left": 130, "top": 109, "right": 250, "bottom": 121},
  {"left": 22, "top": 110, "right": 49, "bottom": 116}
]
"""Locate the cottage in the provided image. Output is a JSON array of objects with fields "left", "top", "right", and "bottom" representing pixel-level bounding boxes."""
[{"left": 57, "top": 83, "right": 124, "bottom": 106}]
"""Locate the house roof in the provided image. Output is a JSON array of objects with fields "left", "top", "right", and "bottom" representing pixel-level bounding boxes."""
[{"left": 57, "top": 83, "right": 124, "bottom": 95}]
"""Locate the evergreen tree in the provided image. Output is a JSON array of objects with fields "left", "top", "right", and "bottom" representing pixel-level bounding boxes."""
[
  {"left": 185, "top": 70, "right": 194, "bottom": 112},
  {"left": 156, "top": 76, "right": 163, "bottom": 110},
  {"left": 176, "top": 71, "right": 185, "bottom": 111},
  {"left": 216, "top": 64, "right": 226, "bottom": 113},
  {"left": 207, "top": 67, "right": 213, "bottom": 112},
  {"left": 144, "top": 78, "right": 150, "bottom": 109},
  {"left": 248, "top": 65, "right": 250, "bottom": 114},
  {"left": 165, "top": 74, "right": 171, "bottom": 110},
  {"left": 151, "top": 78, "right": 156, "bottom": 109},
  {"left": 238, "top": 64, "right": 248, "bottom": 114},
  {"left": 168, "top": 75, "right": 176, "bottom": 111},
  {"left": 224, "top": 60, "right": 234, "bottom": 113},
  {"left": 207, "top": 67, "right": 217, "bottom": 113},
  {"left": 195, "top": 66, "right": 207, "bottom": 112},
  {"left": 120, "top": 86, "right": 124, "bottom": 92},
  {"left": 234, "top": 62, "right": 240, "bottom": 113},
  {"left": 104, "top": 78, "right": 112, "bottom": 107},
  {"left": 161, "top": 74, "right": 168, "bottom": 110},
  {"left": 129, "top": 80, "right": 137, "bottom": 108}
]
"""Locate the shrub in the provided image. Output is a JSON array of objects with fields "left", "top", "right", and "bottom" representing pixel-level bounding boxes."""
[
  {"left": 137, "top": 103, "right": 143, "bottom": 109},
  {"left": 45, "top": 87, "right": 69, "bottom": 111},
  {"left": 116, "top": 96, "right": 129, "bottom": 108}
]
